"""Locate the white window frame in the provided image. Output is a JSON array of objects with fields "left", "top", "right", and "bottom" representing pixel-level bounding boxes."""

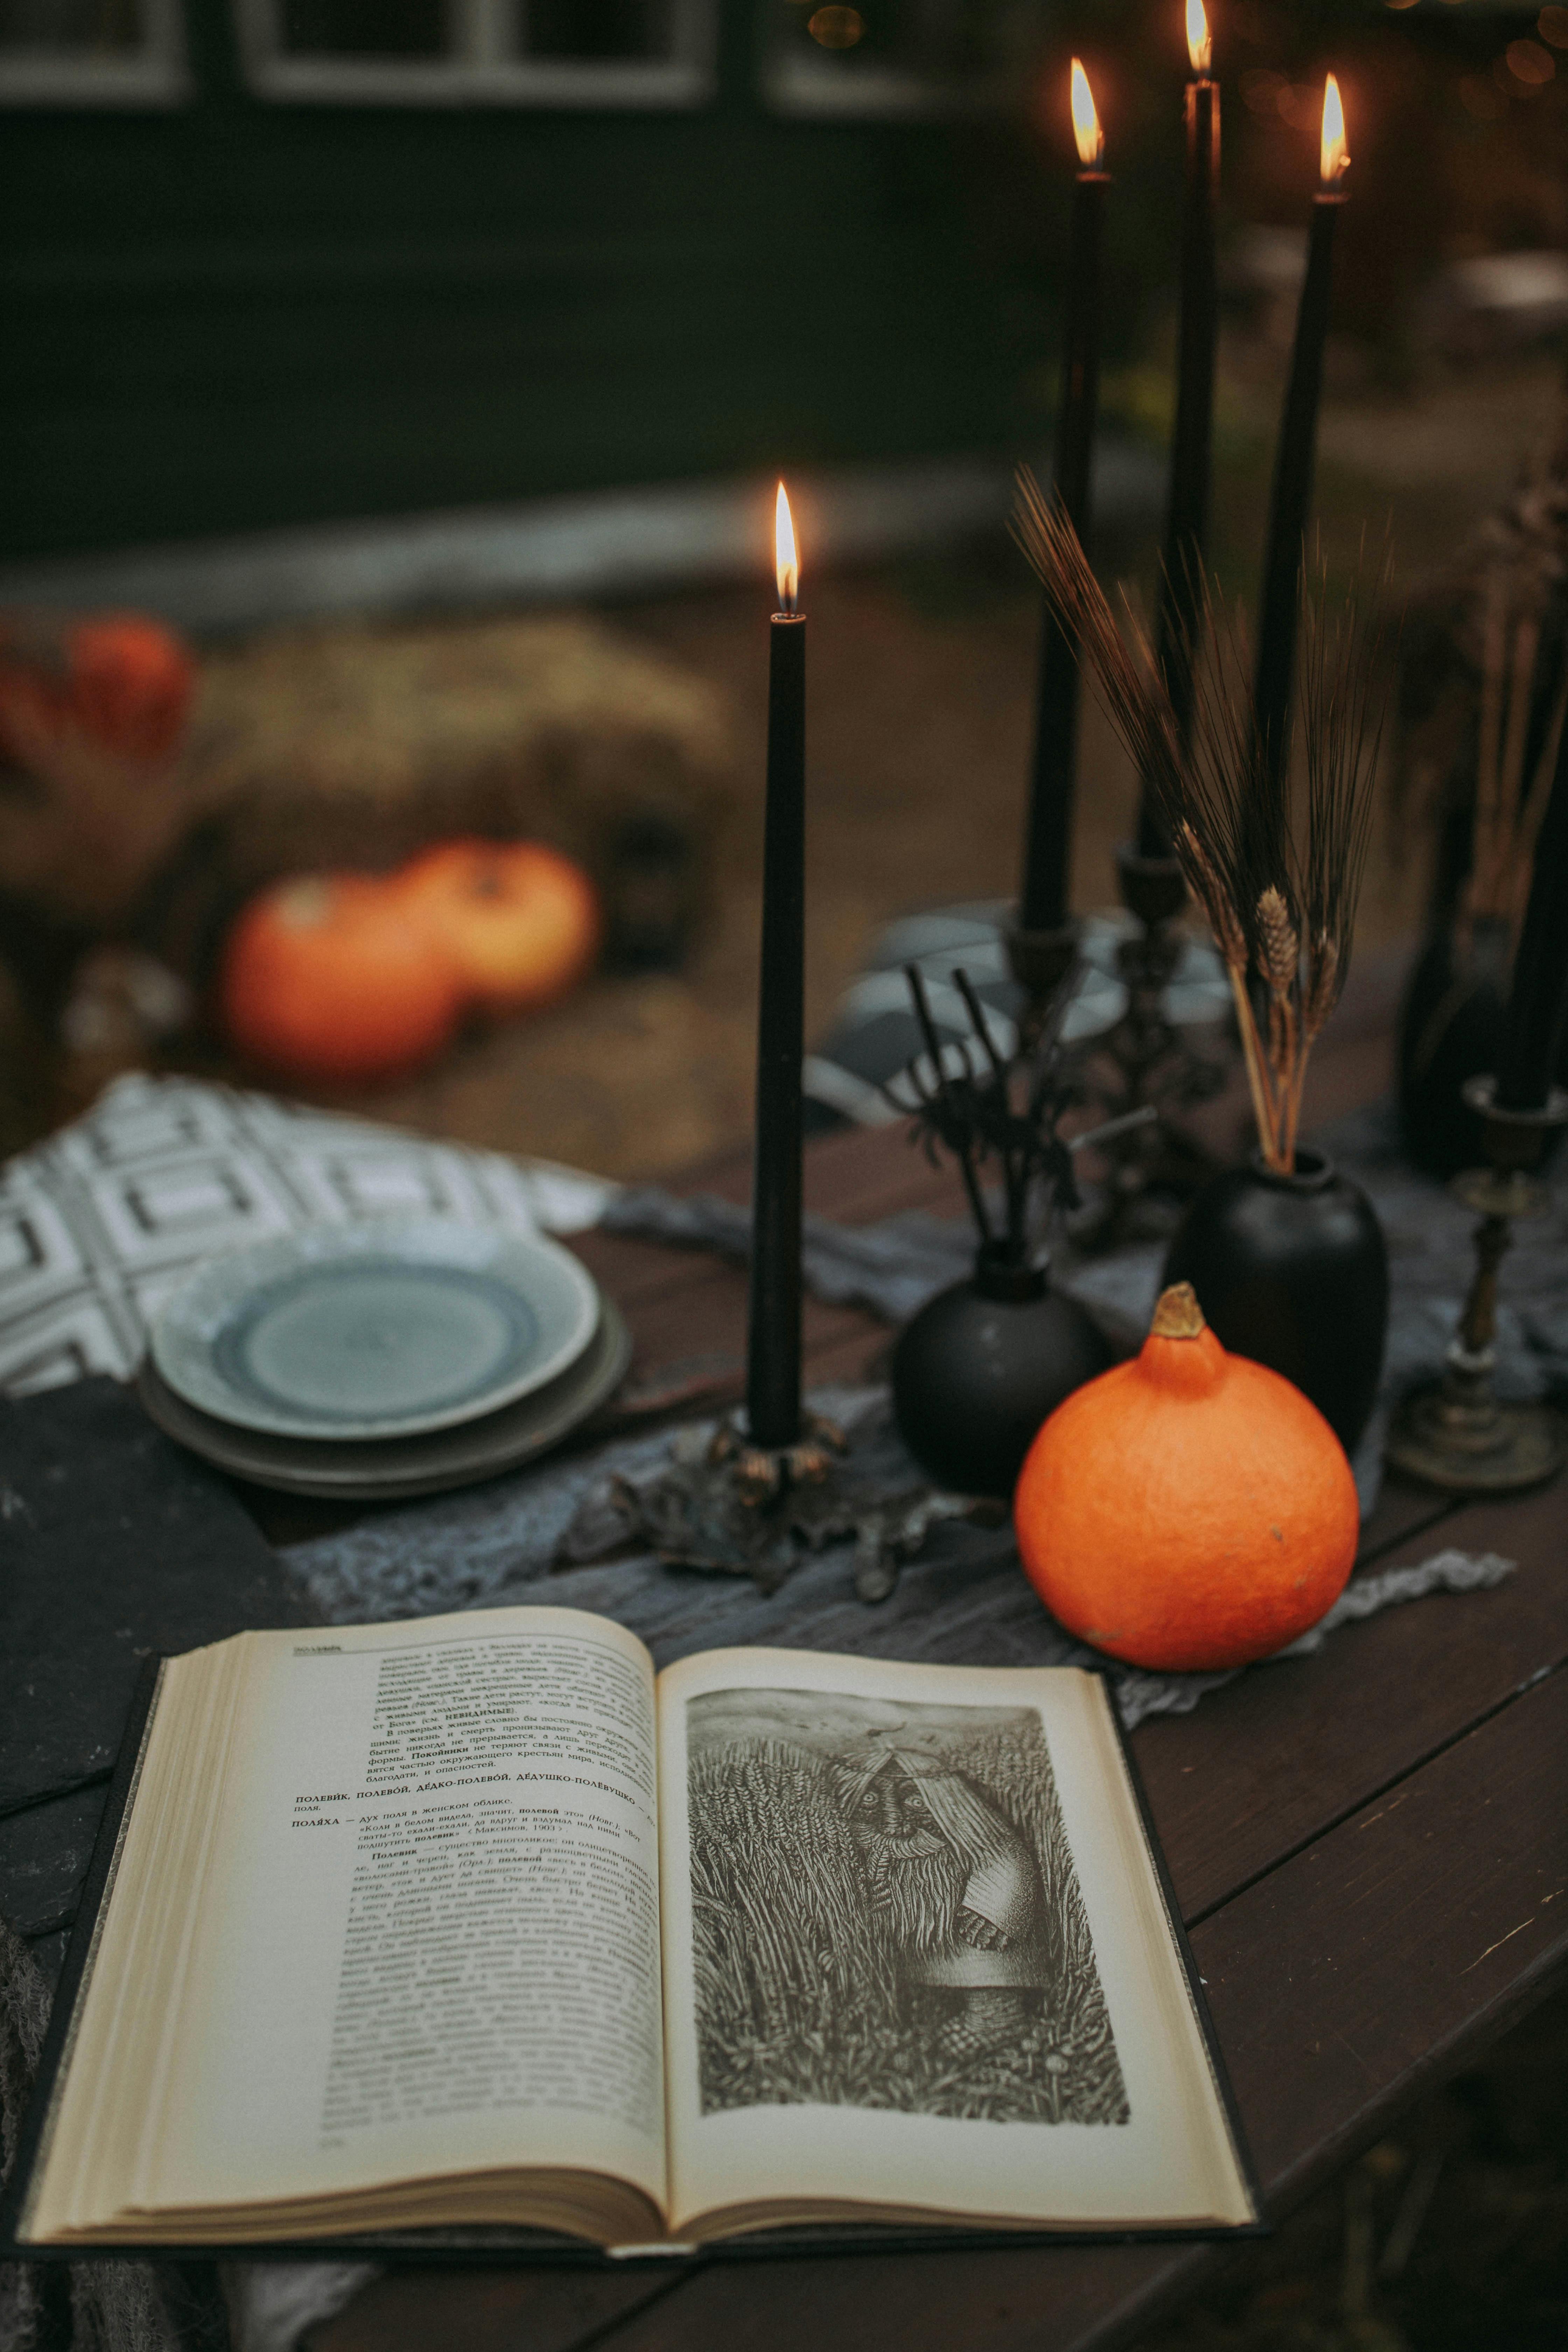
[
  {"left": 235, "top": 0, "right": 716, "bottom": 107},
  {"left": 0, "top": 0, "right": 189, "bottom": 107}
]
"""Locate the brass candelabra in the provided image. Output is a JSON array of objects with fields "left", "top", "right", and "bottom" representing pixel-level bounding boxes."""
[{"left": 1386, "top": 1074, "right": 1568, "bottom": 1493}]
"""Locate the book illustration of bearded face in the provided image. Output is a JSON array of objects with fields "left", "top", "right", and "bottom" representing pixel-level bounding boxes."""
[{"left": 835, "top": 1745, "right": 1049, "bottom": 2056}]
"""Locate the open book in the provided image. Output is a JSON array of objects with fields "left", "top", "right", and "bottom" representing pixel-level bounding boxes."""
[{"left": 11, "top": 1607, "right": 1257, "bottom": 2253}]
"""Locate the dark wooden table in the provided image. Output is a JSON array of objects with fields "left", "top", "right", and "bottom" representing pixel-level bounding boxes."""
[{"left": 279, "top": 1095, "right": 1568, "bottom": 2352}]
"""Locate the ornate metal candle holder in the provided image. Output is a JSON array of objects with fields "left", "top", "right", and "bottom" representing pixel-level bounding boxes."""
[
  {"left": 1007, "top": 853, "right": 1231, "bottom": 1243},
  {"left": 1385, "top": 1075, "right": 1568, "bottom": 1493},
  {"left": 1004, "top": 918, "right": 1078, "bottom": 1053},
  {"left": 560, "top": 1404, "right": 997, "bottom": 1604}
]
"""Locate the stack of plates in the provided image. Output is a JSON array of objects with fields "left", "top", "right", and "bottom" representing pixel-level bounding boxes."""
[{"left": 137, "top": 1217, "right": 630, "bottom": 1502}]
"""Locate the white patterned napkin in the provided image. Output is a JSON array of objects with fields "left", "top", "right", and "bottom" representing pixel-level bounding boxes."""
[{"left": 0, "top": 1072, "right": 616, "bottom": 1397}]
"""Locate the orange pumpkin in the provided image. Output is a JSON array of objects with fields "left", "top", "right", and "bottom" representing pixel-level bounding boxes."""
[
  {"left": 69, "top": 618, "right": 194, "bottom": 762},
  {"left": 1014, "top": 1282, "right": 1358, "bottom": 1671},
  {"left": 220, "top": 874, "right": 464, "bottom": 1085},
  {"left": 398, "top": 838, "right": 600, "bottom": 1015},
  {"left": 0, "top": 614, "right": 193, "bottom": 766}
]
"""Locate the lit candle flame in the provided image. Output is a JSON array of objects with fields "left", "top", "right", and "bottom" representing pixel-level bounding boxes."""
[
  {"left": 775, "top": 481, "right": 799, "bottom": 614},
  {"left": 1320, "top": 73, "right": 1349, "bottom": 187},
  {"left": 1070, "top": 59, "right": 1103, "bottom": 167},
  {"left": 1186, "top": 0, "right": 1211, "bottom": 77}
]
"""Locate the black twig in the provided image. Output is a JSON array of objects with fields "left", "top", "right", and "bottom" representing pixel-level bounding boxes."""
[
  {"left": 892, "top": 965, "right": 1082, "bottom": 1259},
  {"left": 899, "top": 964, "right": 994, "bottom": 1247}
]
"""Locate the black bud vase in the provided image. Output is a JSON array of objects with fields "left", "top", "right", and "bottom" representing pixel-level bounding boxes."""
[
  {"left": 1163, "top": 1149, "right": 1388, "bottom": 1453},
  {"left": 891, "top": 1246, "right": 1112, "bottom": 1500}
]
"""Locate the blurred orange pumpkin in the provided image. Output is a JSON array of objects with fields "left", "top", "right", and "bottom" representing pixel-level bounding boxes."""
[
  {"left": 1013, "top": 1282, "right": 1358, "bottom": 1671},
  {"left": 69, "top": 617, "right": 194, "bottom": 763},
  {"left": 0, "top": 612, "right": 193, "bottom": 767},
  {"left": 398, "top": 837, "right": 601, "bottom": 1015},
  {"left": 220, "top": 874, "right": 464, "bottom": 1085}
]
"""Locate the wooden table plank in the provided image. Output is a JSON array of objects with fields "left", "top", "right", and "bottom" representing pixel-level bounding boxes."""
[
  {"left": 1134, "top": 1474, "right": 1568, "bottom": 1921},
  {"left": 306, "top": 2264, "right": 684, "bottom": 2352},
  {"left": 1198, "top": 1665, "right": 1568, "bottom": 2202},
  {"left": 560, "top": 1666, "right": 1567, "bottom": 2352},
  {"left": 1351, "top": 1480, "right": 1461, "bottom": 1570}
]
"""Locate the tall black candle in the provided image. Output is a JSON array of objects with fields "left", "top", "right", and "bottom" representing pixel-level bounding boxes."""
[
  {"left": 746, "top": 484, "right": 806, "bottom": 1449},
  {"left": 1021, "top": 59, "right": 1108, "bottom": 933},
  {"left": 1497, "top": 720, "right": 1568, "bottom": 1111},
  {"left": 1141, "top": 3, "right": 1220, "bottom": 859},
  {"left": 1253, "top": 74, "right": 1349, "bottom": 802}
]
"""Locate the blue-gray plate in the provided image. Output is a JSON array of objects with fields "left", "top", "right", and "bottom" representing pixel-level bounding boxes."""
[
  {"left": 148, "top": 1217, "right": 601, "bottom": 1442},
  {"left": 135, "top": 1300, "right": 631, "bottom": 1501}
]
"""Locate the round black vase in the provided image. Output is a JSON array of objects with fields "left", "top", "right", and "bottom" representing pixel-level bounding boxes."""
[
  {"left": 1396, "top": 918, "right": 1512, "bottom": 1180},
  {"left": 891, "top": 1248, "right": 1111, "bottom": 1500},
  {"left": 1163, "top": 1150, "right": 1389, "bottom": 1454}
]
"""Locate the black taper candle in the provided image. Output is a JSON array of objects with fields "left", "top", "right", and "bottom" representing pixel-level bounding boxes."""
[
  {"left": 746, "top": 534, "right": 806, "bottom": 1450},
  {"left": 1253, "top": 80, "right": 1348, "bottom": 802},
  {"left": 1021, "top": 66, "right": 1108, "bottom": 933},
  {"left": 1497, "top": 718, "right": 1568, "bottom": 1111},
  {"left": 1141, "top": 68, "right": 1219, "bottom": 858}
]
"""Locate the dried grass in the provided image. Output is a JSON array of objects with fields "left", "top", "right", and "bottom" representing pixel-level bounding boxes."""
[{"left": 1011, "top": 469, "right": 1391, "bottom": 1171}]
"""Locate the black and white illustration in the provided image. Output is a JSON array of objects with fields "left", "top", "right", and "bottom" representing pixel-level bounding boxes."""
[{"left": 687, "top": 1689, "right": 1128, "bottom": 2126}]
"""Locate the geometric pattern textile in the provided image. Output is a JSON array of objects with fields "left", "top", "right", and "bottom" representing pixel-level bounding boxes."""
[{"left": 0, "top": 1073, "right": 614, "bottom": 1399}]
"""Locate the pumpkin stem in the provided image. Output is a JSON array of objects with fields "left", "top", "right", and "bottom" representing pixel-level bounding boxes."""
[{"left": 1150, "top": 1283, "right": 1206, "bottom": 1340}]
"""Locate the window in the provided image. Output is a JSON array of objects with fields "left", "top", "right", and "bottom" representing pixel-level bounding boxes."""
[
  {"left": 762, "top": 0, "right": 1045, "bottom": 118},
  {"left": 237, "top": 0, "right": 715, "bottom": 106},
  {"left": 0, "top": 0, "right": 188, "bottom": 105}
]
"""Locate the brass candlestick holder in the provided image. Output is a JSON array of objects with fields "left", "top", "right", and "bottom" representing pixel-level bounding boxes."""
[{"left": 1386, "top": 1074, "right": 1568, "bottom": 1493}]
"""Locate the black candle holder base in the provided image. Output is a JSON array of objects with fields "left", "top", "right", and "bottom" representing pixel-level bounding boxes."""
[
  {"left": 1385, "top": 1384, "right": 1567, "bottom": 1495},
  {"left": 560, "top": 1406, "right": 1000, "bottom": 1603},
  {"left": 1385, "top": 1079, "right": 1568, "bottom": 1496}
]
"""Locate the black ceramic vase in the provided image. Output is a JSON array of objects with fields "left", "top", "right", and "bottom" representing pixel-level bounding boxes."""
[
  {"left": 1396, "top": 917, "right": 1512, "bottom": 1180},
  {"left": 1163, "top": 1150, "right": 1389, "bottom": 1454},
  {"left": 891, "top": 1246, "right": 1111, "bottom": 1500}
]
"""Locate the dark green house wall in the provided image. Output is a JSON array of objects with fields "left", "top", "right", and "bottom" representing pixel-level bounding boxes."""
[{"left": 0, "top": 4, "right": 1062, "bottom": 562}]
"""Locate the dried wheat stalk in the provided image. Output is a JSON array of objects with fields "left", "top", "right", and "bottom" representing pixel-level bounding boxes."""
[{"left": 1011, "top": 468, "right": 1390, "bottom": 1172}]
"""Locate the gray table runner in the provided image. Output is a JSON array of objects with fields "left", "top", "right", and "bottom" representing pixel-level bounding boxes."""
[
  {"left": 600, "top": 1096, "right": 1568, "bottom": 1519},
  {"left": 287, "top": 1381, "right": 1515, "bottom": 1732}
]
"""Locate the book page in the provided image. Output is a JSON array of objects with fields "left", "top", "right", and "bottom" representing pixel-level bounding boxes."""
[
  {"left": 141, "top": 1607, "right": 667, "bottom": 2223},
  {"left": 657, "top": 1650, "right": 1251, "bottom": 2236}
]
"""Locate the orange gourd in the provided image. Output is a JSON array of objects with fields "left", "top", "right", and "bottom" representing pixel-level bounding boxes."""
[
  {"left": 0, "top": 614, "right": 193, "bottom": 766},
  {"left": 69, "top": 618, "right": 194, "bottom": 762},
  {"left": 1014, "top": 1283, "right": 1358, "bottom": 1671},
  {"left": 220, "top": 874, "right": 464, "bottom": 1085},
  {"left": 398, "top": 838, "right": 600, "bottom": 1015}
]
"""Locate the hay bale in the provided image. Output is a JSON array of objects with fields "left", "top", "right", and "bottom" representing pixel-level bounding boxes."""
[{"left": 142, "top": 611, "right": 733, "bottom": 991}]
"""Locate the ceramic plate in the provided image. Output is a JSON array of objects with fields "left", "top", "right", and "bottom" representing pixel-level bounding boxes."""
[
  {"left": 149, "top": 1218, "right": 600, "bottom": 1441},
  {"left": 136, "top": 1299, "right": 631, "bottom": 1502}
]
